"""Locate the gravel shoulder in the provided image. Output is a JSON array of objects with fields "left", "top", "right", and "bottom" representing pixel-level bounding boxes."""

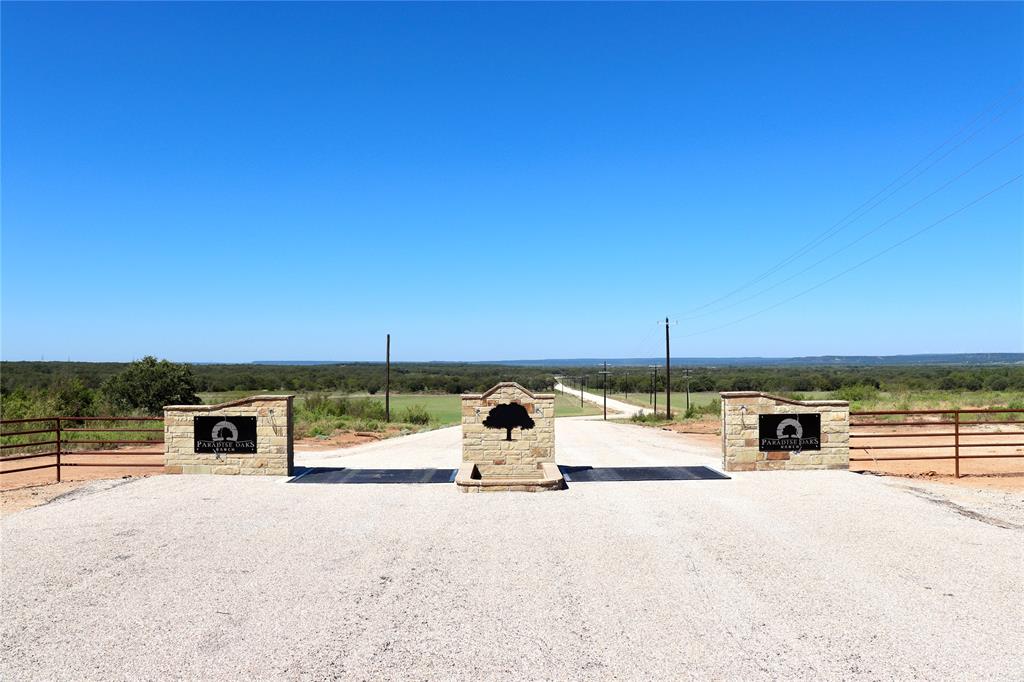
[{"left": 3, "top": 421, "right": 1022, "bottom": 680}]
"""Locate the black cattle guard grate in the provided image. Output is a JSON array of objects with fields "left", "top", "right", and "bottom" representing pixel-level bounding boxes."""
[
  {"left": 559, "top": 465, "right": 729, "bottom": 482},
  {"left": 289, "top": 468, "right": 457, "bottom": 484}
]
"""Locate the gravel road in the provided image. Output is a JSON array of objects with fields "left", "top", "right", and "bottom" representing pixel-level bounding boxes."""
[{"left": 2, "top": 420, "right": 1022, "bottom": 680}]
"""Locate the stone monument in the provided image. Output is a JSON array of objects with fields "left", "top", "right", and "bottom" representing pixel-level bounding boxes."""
[{"left": 455, "top": 382, "right": 564, "bottom": 492}]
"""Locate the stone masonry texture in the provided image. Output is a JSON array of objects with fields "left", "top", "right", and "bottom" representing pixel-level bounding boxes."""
[
  {"left": 461, "top": 383, "right": 555, "bottom": 478},
  {"left": 163, "top": 395, "right": 294, "bottom": 476},
  {"left": 720, "top": 391, "right": 849, "bottom": 472}
]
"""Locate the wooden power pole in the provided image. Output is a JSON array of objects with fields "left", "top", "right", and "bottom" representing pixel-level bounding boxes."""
[
  {"left": 684, "top": 367, "right": 691, "bottom": 413},
  {"left": 648, "top": 365, "right": 658, "bottom": 416},
  {"left": 665, "top": 317, "right": 671, "bottom": 420},
  {"left": 598, "top": 362, "right": 610, "bottom": 420},
  {"left": 385, "top": 333, "right": 391, "bottom": 422}
]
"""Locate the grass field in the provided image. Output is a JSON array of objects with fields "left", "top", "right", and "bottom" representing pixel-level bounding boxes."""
[
  {"left": 590, "top": 390, "right": 723, "bottom": 411},
  {"left": 338, "top": 393, "right": 599, "bottom": 422},
  {"left": 200, "top": 391, "right": 600, "bottom": 431}
]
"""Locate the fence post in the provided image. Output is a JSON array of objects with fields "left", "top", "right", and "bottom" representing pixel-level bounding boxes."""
[
  {"left": 954, "top": 411, "right": 960, "bottom": 479},
  {"left": 55, "top": 417, "right": 62, "bottom": 483}
]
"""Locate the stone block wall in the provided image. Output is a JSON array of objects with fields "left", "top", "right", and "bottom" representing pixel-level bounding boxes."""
[
  {"left": 164, "top": 395, "right": 294, "bottom": 476},
  {"left": 461, "top": 382, "right": 555, "bottom": 478},
  {"left": 720, "top": 391, "right": 849, "bottom": 472}
]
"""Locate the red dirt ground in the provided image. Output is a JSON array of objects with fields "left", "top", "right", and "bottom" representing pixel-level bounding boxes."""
[{"left": 293, "top": 427, "right": 410, "bottom": 451}]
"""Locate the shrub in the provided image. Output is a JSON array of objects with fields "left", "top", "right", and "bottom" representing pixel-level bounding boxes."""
[
  {"left": 702, "top": 398, "right": 721, "bottom": 416},
  {"left": 403, "top": 404, "right": 431, "bottom": 425},
  {"left": 835, "top": 384, "right": 879, "bottom": 403},
  {"left": 297, "top": 395, "right": 385, "bottom": 420},
  {"left": 348, "top": 398, "right": 386, "bottom": 420},
  {"left": 301, "top": 393, "right": 331, "bottom": 415},
  {"left": 352, "top": 418, "right": 383, "bottom": 432},
  {"left": 630, "top": 412, "right": 666, "bottom": 423}
]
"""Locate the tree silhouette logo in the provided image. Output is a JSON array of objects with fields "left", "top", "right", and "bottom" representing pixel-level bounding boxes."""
[
  {"left": 211, "top": 420, "right": 239, "bottom": 442},
  {"left": 483, "top": 402, "right": 535, "bottom": 441}
]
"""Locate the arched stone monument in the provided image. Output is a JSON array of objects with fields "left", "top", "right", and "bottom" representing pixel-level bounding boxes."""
[{"left": 455, "top": 382, "right": 564, "bottom": 492}]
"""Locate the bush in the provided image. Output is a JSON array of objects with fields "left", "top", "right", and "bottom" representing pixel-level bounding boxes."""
[
  {"left": 102, "top": 356, "right": 200, "bottom": 414},
  {"left": 301, "top": 393, "right": 332, "bottom": 415},
  {"left": 297, "top": 395, "right": 386, "bottom": 420},
  {"left": 702, "top": 398, "right": 721, "bottom": 416},
  {"left": 682, "top": 398, "right": 721, "bottom": 419},
  {"left": 630, "top": 412, "right": 667, "bottom": 423},
  {"left": 348, "top": 398, "right": 386, "bottom": 420},
  {"left": 835, "top": 384, "right": 879, "bottom": 403},
  {"left": 352, "top": 418, "right": 383, "bottom": 432},
  {"left": 403, "top": 404, "right": 431, "bottom": 425}
]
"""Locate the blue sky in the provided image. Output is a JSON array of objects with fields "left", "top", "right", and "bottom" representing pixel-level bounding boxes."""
[{"left": 2, "top": 2, "right": 1022, "bottom": 362}]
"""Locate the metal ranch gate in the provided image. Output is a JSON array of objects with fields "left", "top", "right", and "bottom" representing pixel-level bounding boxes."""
[
  {"left": 850, "top": 408, "right": 1024, "bottom": 478},
  {"left": 1, "top": 416, "right": 164, "bottom": 484}
]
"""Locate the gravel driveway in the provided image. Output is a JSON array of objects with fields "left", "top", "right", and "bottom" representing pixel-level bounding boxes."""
[{"left": 2, "top": 420, "right": 1022, "bottom": 680}]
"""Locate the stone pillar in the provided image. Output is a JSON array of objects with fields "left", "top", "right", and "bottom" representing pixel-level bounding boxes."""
[
  {"left": 456, "top": 382, "right": 562, "bottom": 492},
  {"left": 164, "top": 395, "right": 294, "bottom": 476},
  {"left": 720, "top": 392, "right": 849, "bottom": 472}
]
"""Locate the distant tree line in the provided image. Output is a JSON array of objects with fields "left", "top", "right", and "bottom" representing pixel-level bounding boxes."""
[
  {"left": 600, "top": 364, "right": 1024, "bottom": 394},
  {"left": 0, "top": 360, "right": 560, "bottom": 396},
  {"left": 1, "top": 360, "right": 1022, "bottom": 421},
  {"left": 1, "top": 357, "right": 201, "bottom": 421}
]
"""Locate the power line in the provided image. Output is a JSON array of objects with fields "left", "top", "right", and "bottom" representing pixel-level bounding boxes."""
[
  {"left": 676, "top": 84, "right": 1023, "bottom": 317},
  {"left": 677, "top": 174, "right": 1023, "bottom": 340},
  {"left": 678, "top": 130, "right": 1024, "bottom": 321},
  {"left": 625, "top": 320, "right": 665, "bottom": 365}
]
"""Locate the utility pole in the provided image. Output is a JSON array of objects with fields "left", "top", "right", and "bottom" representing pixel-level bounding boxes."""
[
  {"left": 624, "top": 371, "right": 628, "bottom": 402},
  {"left": 684, "top": 367, "right": 691, "bottom": 413},
  {"left": 579, "top": 375, "right": 584, "bottom": 408},
  {"left": 385, "top": 333, "right": 391, "bottom": 422},
  {"left": 598, "top": 362, "right": 610, "bottom": 420},
  {"left": 648, "top": 365, "right": 658, "bottom": 416},
  {"left": 665, "top": 316, "right": 671, "bottom": 420}
]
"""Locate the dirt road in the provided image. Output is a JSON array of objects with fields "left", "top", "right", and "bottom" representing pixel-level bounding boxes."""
[{"left": 554, "top": 381, "right": 651, "bottom": 417}]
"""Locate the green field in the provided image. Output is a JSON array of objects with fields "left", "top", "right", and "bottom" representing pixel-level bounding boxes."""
[
  {"left": 595, "top": 390, "right": 831, "bottom": 410},
  {"left": 553, "top": 393, "right": 603, "bottom": 418},
  {"left": 340, "top": 393, "right": 599, "bottom": 422},
  {"left": 200, "top": 391, "right": 600, "bottom": 429}
]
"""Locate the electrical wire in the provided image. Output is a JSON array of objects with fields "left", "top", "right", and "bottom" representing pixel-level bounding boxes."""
[
  {"left": 676, "top": 83, "right": 1023, "bottom": 317},
  {"left": 676, "top": 174, "right": 1023, "bottom": 339},
  {"left": 678, "top": 131, "right": 1024, "bottom": 320}
]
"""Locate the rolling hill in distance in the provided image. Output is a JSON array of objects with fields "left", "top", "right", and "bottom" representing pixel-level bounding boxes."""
[{"left": 252, "top": 353, "right": 1024, "bottom": 367}]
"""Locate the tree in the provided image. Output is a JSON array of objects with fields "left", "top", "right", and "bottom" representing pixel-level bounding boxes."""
[
  {"left": 482, "top": 402, "right": 535, "bottom": 441},
  {"left": 52, "top": 377, "right": 95, "bottom": 417},
  {"left": 102, "top": 356, "right": 200, "bottom": 414}
]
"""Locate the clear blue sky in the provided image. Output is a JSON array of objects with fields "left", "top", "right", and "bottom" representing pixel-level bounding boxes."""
[{"left": 2, "top": 2, "right": 1022, "bottom": 362}]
